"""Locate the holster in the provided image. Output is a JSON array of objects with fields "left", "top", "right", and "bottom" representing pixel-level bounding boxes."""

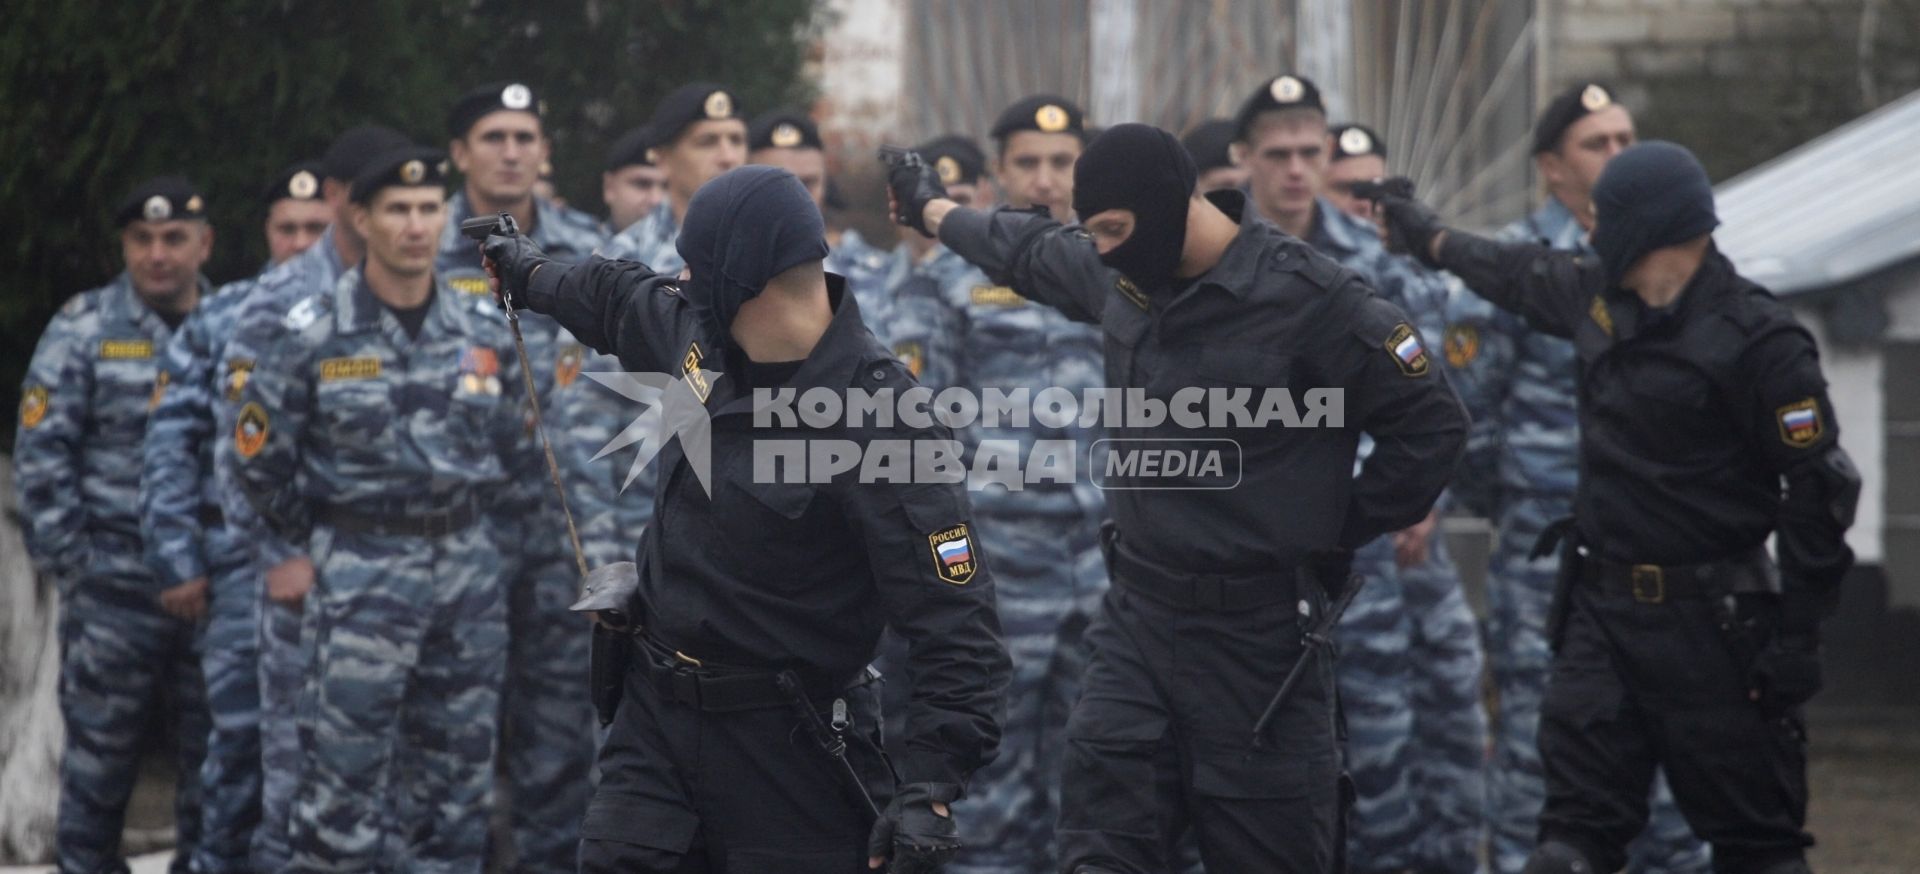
[
  {"left": 572, "top": 562, "right": 642, "bottom": 727},
  {"left": 589, "top": 625, "right": 632, "bottom": 727},
  {"left": 1532, "top": 517, "right": 1581, "bottom": 654}
]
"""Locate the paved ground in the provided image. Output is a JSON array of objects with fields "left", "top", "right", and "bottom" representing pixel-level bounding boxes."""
[{"left": 3, "top": 704, "right": 1914, "bottom": 873}]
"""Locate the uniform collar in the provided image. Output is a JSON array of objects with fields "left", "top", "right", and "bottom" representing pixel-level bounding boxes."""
[
  {"left": 1533, "top": 198, "right": 1592, "bottom": 253},
  {"left": 335, "top": 267, "right": 473, "bottom": 344},
  {"left": 1190, "top": 188, "right": 1282, "bottom": 302},
  {"left": 107, "top": 271, "right": 209, "bottom": 335},
  {"left": 1306, "top": 197, "right": 1376, "bottom": 259}
]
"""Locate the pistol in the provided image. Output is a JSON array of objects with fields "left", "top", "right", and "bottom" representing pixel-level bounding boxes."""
[
  {"left": 460, "top": 212, "right": 519, "bottom": 242},
  {"left": 876, "top": 144, "right": 920, "bottom": 170},
  {"left": 1348, "top": 176, "right": 1416, "bottom": 204}
]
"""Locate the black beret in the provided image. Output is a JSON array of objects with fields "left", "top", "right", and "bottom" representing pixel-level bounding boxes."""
[
  {"left": 1232, "top": 74, "right": 1325, "bottom": 142},
  {"left": 448, "top": 81, "right": 545, "bottom": 139},
  {"left": 1180, "top": 119, "right": 1237, "bottom": 172},
  {"left": 350, "top": 147, "right": 448, "bottom": 204},
  {"left": 748, "top": 109, "right": 823, "bottom": 152},
  {"left": 116, "top": 176, "right": 207, "bottom": 228},
  {"left": 1532, "top": 82, "right": 1618, "bottom": 154},
  {"left": 264, "top": 161, "right": 327, "bottom": 207},
  {"left": 990, "top": 95, "right": 1086, "bottom": 141},
  {"left": 915, "top": 134, "right": 986, "bottom": 186},
  {"left": 604, "top": 126, "right": 655, "bottom": 171},
  {"left": 645, "top": 82, "right": 744, "bottom": 147},
  {"left": 1329, "top": 123, "right": 1387, "bottom": 162},
  {"left": 321, "top": 125, "right": 412, "bottom": 183}
]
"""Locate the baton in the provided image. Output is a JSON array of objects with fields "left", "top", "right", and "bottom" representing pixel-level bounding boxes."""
[{"left": 1249, "top": 573, "right": 1364, "bottom": 749}]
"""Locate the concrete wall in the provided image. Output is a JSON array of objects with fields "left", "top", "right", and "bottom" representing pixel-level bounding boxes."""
[{"left": 1546, "top": 0, "right": 1920, "bottom": 180}]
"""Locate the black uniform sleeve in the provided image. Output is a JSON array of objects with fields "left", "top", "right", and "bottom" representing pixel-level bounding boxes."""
[
  {"left": 1739, "top": 321, "right": 1858, "bottom": 632},
  {"left": 938, "top": 205, "right": 1108, "bottom": 324},
  {"left": 523, "top": 256, "right": 689, "bottom": 374},
  {"left": 843, "top": 374, "right": 1011, "bottom": 793},
  {"left": 1435, "top": 229, "right": 1605, "bottom": 339},
  {"left": 1334, "top": 290, "right": 1469, "bottom": 548}
]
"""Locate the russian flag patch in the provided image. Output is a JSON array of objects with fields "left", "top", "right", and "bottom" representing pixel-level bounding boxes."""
[
  {"left": 1776, "top": 398, "right": 1823, "bottom": 448},
  {"left": 1384, "top": 323, "right": 1430, "bottom": 377},
  {"left": 928, "top": 523, "right": 976, "bottom": 585}
]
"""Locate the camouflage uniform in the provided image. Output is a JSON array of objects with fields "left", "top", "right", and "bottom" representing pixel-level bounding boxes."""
[
  {"left": 15, "top": 273, "right": 211, "bottom": 874},
  {"left": 227, "top": 268, "right": 536, "bottom": 873},
  {"left": 211, "top": 230, "right": 352, "bottom": 872},
  {"left": 1446, "top": 197, "right": 1708, "bottom": 874},
  {"left": 1309, "top": 200, "right": 1489, "bottom": 874},
  {"left": 885, "top": 243, "right": 1108, "bottom": 874},
  {"left": 826, "top": 227, "right": 904, "bottom": 344},
  {"left": 600, "top": 200, "right": 681, "bottom": 274},
  {"left": 139, "top": 274, "right": 274, "bottom": 874},
  {"left": 436, "top": 190, "right": 610, "bottom": 874}
]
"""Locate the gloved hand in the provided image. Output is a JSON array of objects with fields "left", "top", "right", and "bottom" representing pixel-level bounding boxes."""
[
  {"left": 1750, "top": 633, "right": 1822, "bottom": 713},
  {"left": 481, "top": 233, "right": 553, "bottom": 308},
  {"left": 866, "top": 782, "right": 959, "bottom": 873},
  {"left": 885, "top": 152, "right": 949, "bottom": 238},
  {"left": 1373, "top": 185, "right": 1446, "bottom": 268}
]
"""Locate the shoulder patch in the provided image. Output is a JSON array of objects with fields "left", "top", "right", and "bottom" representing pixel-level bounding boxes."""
[
  {"left": 1443, "top": 324, "right": 1480, "bottom": 368},
  {"left": 234, "top": 402, "right": 270, "bottom": 459},
  {"left": 681, "top": 341, "right": 712, "bottom": 402},
  {"left": 892, "top": 341, "right": 925, "bottom": 379},
  {"left": 20, "top": 386, "right": 49, "bottom": 429},
  {"left": 1776, "top": 398, "right": 1823, "bottom": 448},
  {"left": 99, "top": 338, "right": 154, "bottom": 359},
  {"left": 928, "top": 523, "right": 976, "bottom": 585},
  {"left": 1384, "top": 323, "right": 1430, "bottom": 377},
  {"left": 319, "top": 356, "right": 382, "bottom": 382},
  {"left": 555, "top": 344, "right": 585, "bottom": 388},
  {"left": 225, "top": 358, "right": 255, "bottom": 402},
  {"left": 969, "top": 285, "right": 1027, "bottom": 307},
  {"left": 1589, "top": 296, "right": 1614, "bottom": 337}
]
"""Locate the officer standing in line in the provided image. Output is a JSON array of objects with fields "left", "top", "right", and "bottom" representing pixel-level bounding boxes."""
[
  {"left": 200, "top": 124, "right": 414, "bottom": 873},
  {"left": 1323, "top": 124, "right": 1388, "bottom": 220},
  {"left": 602, "top": 125, "right": 669, "bottom": 237},
  {"left": 263, "top": 161, "right": 335, "bottom": 267},
  {"left": 601, "top": 82, "right": 748, "bottom": 270},
  {"left": 746, "top": 108, "right": 903, "bottom": 339},
  {"left": 1231, "top": 73, "right": 1489, "bottom": 874},
  {"left": 1322, "top": 117, "right": 1495, "bottom": 874},
  {"left": 1378, "top": 139, "right": 1857, "bottom": 874},
  {"left": 884, "top": 99, "right": 1110, "bottom": 874},
  {"left": 16, "top": 176, "right": 215, "bottom": 874},
  {"left": 891, "top": 122, "right": 1466, "bottom": 874},
  {"left": 137, "top": 161, "right": 327, "bottom": 874},
  {"left": 437, "top": 81, "right": 612, "bottom": 874},
  {"left": 481, "top": 164, "right": 1011, "bottom": 873},
  {"left": 1441, "top": 82, "right": 1707, "bottom": 874},
  {"left": 227, "top": 147, "right": 538, "bottom": 874},
  {"left": 1179, "top": 118, "right": 1247, "bottom": 195}
]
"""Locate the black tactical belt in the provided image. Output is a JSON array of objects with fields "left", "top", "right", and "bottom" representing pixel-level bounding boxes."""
[
  {"left": 636, "top": 635, "right": 868, "bottom": 713},
  {"left": 1582, "top": 549, "right": 1773, "bottom": 605},
  {"left": 1105, "top": 538, "right": 1298, "bottom": 612},
  {"left": 316, "top": 499, "right": 479, "bottom": 538}
]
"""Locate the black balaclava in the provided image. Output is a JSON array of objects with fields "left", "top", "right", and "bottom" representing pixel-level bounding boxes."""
[
  {"left": 675, "top": 165, "right": 830, "bottom": 348},
  {"left": 1589, "top": 140, "right": 1719, "bottom": 287},
  {"left": 1072, "top": 123, "right": 1198, "bottom": 293}
]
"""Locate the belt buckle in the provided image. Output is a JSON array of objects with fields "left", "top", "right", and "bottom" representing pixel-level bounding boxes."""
[{"left": 1630, "top": 565, "right": 1665, "bottom": 604}]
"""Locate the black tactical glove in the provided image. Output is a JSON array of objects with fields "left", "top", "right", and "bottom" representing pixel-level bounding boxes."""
[
  {"left": 481, "top": 233, "right": 553, "bottom": 309},
  {"left": 1750, "top": 633, "right": 1822, "bottom": 713},
  {"left": 1373, "top": 183, "right": 1446, "bottom": 269},
  {"left": 885, "top": 152, "right": 949, "bottom": 238},
  {"left": 867, "top": 782, "right": 960, "bottom": 874}
]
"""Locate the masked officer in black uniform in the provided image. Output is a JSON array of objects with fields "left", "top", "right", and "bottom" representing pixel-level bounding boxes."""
[
  {"left": 889, "top": 123, "right": 1466, "bottom": 874},
  {"left": 481, "top": 164, "right": 1011, "bottom": 874},
  {"left": 1375, "top": 141, "right": 1858, "bottom": 874}
]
